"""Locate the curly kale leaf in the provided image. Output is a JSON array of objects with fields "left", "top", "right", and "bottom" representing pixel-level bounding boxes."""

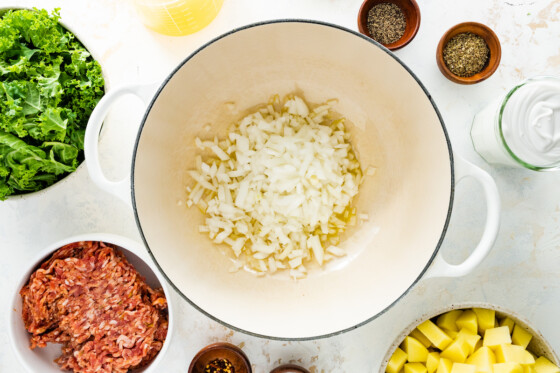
[{"left": 0, "top": 8, "right": 104, "bottom": 199}]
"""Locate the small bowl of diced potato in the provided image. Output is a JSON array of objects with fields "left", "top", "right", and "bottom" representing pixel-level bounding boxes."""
[{"left": 381, "top": 305, "right": 559, "bottom": 373}]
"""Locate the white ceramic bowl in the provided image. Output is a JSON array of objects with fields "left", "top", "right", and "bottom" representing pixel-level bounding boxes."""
[
  {"left": 7, "top": 234, "right": 173, "bottom": 373},
  {"left": 380, "top": 303, "right": 560, "bottom": 373},
  {"left": 85, "top": 20, "right": 501, "bottom": 339},
  {"left": 0, "top": 6, "right": 107, "bottom": 202}
]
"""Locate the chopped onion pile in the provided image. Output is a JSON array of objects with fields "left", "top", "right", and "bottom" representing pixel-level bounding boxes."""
[{"left": 187, "top": 96, "right": 365, "bottom": 278}]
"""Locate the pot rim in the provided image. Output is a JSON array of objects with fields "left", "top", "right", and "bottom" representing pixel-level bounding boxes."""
[
  {"left": 378, "top": 302, "right": 560, "bottom": 373},
  {"left": 130, "top": 19, "right": 455, "bottom": 341},
  {"left": 0, "top": 6, "right": 108, "bottom": 202},
  {"left": 7, "top": 233, "right": 174, "bottom": 373}
]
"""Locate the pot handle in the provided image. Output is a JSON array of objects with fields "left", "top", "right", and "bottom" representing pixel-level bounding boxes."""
[
  {"left": 84, "top": 83, "right": 159, "bottom": 206},
  {"left": 424, "top": 156, "right": 500, "bottom": 278}
]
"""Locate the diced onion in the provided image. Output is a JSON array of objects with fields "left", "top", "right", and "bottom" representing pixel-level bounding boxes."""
[{"left": 186, "top": 95, "right": 369, "bottom": 276}]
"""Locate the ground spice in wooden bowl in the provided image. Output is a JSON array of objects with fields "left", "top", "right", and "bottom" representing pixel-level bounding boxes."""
[
  {"left": 443, "top": 32, "right": 489, "bottom": 77},
  {"left": 367, "top": 3, "right": 407, "bottom": 45}
]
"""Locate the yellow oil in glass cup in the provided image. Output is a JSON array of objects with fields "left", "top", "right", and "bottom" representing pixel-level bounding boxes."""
[{"left": 134, "top": 0, "right": 224, "bottom": 36}]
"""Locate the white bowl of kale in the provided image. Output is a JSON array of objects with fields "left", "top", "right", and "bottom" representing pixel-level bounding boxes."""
[{"left": 0, "top": 8, "right": 105, "bottom": 200}]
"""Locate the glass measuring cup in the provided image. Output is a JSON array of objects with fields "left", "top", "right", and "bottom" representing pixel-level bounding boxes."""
[{"left": 134, "top": 0, "right": 224, "bottom": 36}]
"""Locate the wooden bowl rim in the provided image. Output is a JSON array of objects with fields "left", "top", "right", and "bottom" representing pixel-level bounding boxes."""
[{"left": 270, "top": 363, "right": 311, "bottom": 373}]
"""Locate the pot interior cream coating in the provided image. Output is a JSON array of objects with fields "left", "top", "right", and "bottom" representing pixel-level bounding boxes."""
[{"left": 133, "top": 22, "right": 452, "bottom": 338}]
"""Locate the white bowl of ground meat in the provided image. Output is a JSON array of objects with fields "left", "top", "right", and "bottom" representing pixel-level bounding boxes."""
[{"left": 8, "top": 234, "right": 173, "bottom": 373}]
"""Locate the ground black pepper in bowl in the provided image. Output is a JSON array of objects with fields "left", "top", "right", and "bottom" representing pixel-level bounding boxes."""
[
  {"left": 443, "top": 32, "right": 489, "bottom": 77},
  {"left": 367, "top": 3, "right": 407, "bottom": 45}
]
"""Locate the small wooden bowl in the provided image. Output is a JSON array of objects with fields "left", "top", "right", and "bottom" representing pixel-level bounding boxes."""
[
  {"left": 357, "top": 0, "right": 421, "bottom": 50},
  {"left": 270, "top": 364, "right": 311, "bottom": 373},
  {"left": 436, "top": 22, "right": 501, "bottom": 84},
  {"left": 188, "top": 342, "right": 252, "bottom": 373}
]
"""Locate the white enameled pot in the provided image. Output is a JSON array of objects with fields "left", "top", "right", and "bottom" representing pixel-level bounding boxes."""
[
  {"left": 8, "top": 233, "right": 174, "bottom": 373},
  {"left": 84, "top": 20, "right": 501, "bottom": 339}
]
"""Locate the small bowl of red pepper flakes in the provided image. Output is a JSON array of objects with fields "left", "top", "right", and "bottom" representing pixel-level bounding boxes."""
[{"left": 189, "top": 343, "right": 252, "bottom": 373}]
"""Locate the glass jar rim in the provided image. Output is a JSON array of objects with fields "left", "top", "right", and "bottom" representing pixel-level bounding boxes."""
[{"left": 497, "top": 75, "right": 560, "bottom": 171}]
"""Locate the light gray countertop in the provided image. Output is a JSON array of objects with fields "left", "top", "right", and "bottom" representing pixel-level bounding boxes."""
[{"left": 1, "top": 0, "right": 559, "bottom": 372}]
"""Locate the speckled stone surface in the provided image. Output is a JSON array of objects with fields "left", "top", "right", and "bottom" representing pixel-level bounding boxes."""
[{"left": 1, "top": 0, "right": 559, "bottom": 372}]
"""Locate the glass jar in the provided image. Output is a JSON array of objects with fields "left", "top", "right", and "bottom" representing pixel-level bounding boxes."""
[
  {"left": 470, "top": 76, "right": 560, "bottom": 171},
  {"left": 134, "top": 0, "right": 224, "bottom": 36}
]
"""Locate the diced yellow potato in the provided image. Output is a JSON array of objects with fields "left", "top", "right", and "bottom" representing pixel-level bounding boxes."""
[
  {"left": 405, "top": 363, "right": 428, "bottom": 373},
  {"left": 483, "top": 326, "right": 512, "bottom": 348},
  {"left": 494, "top": 363, "right": 524, "bottom": 373},
  {"left": 457, "top": 311, "right": 478, "bottom": 335},
  {"left": 418, "top": 320, "right": 453, "bottom": 350},
  {"left": 466, "top": 346, "right": 497, "bottom": 373},
  {"left": 474, "top": 340, "right": 483, "bottom": 353},
  {"left": 451, "top": 363, "right": 476, "bottom": 373},
  {"left": 500, "top": 317, "right": 516, "bottom": 334},
  {"left": 535, "top": 357, "right": 560, "bottom": 373},
  {"left": 438, "top": 358, "right": 454, "bottom": 373},
  {"left": 446, "top": 330, "right": 459, "bottom": 339},
  {"left": 524, "top": 365, "right": 537, "bottom": 373},
  {"left": 427, "top": 352, "right": 441, "bottom": 373},
  {"left": 523, "top": 352, "right": 537, "bottom": 366},
  {"left": 401, "top": 308, "right": 556, "bottom": 373},
  {"left": 438, "top": 310, "right": 464, "bottom": 332},
  {"left": 387, "top": 347, "right": 408, "bottom": 373},
  {"left": 457, "top": 329, "right": 482, "bottom": 355},
  {"left": 403, "top": 336, "right": 430, "bottom": 363},
  {"left": 512, "top": 325, "right": 533, "bottom": 349},
  {"left": 494, "top": 344, "right": 535, "bottom": 365},
  {"left": 474, "top": 309, "right": 496, "bottom": 334},
  {"left": 441, "top": 337, "right": 471, "bottom": 363},
  {"left": 411, "top": 328, "right": 433, "bottom": 348}
]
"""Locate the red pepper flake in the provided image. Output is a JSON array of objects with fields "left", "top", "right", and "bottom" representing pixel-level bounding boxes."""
[{"left": 204, "top": 358, "right": 235, "bottom": 373}]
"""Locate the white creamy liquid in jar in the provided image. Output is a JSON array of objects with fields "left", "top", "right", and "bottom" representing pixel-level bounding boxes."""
[{"left": 501, "top": 79, "right": 560, "bottom": 166}]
